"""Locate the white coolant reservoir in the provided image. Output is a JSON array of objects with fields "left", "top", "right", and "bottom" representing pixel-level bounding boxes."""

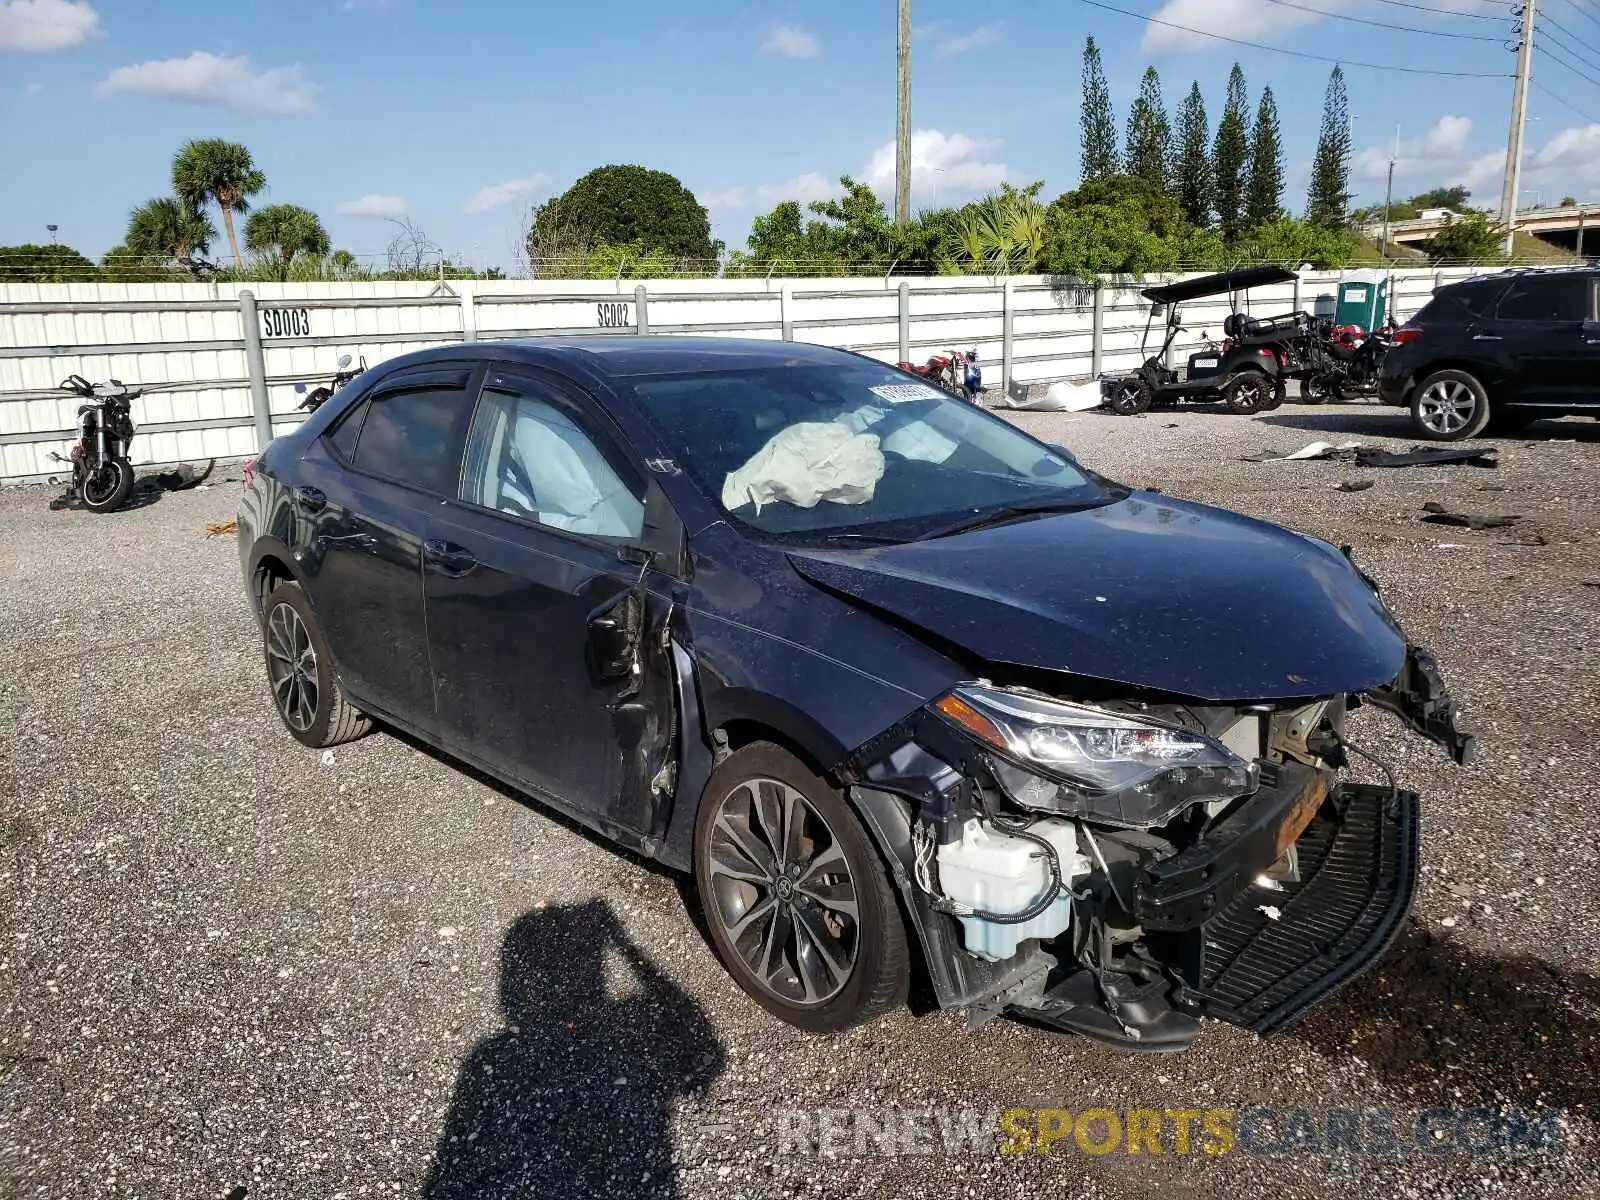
[{"left": 936, "top": 818, "right": 1089, "bottom": 962}]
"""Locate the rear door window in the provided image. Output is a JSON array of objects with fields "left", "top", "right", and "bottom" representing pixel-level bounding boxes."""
[
  {"left": 1495, "top": 274, "right": 1592, "bottom": 323},
  {"left": 352, "top": 384, "right": 468, "bottom": 495},
  {"left": 325, "top": 398, "right": 369, "bottom": 462}
]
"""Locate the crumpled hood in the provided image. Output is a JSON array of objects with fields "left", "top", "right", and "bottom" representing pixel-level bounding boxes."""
[{"left": 787, "top": 492, "right": 1407, "bottom": 702}]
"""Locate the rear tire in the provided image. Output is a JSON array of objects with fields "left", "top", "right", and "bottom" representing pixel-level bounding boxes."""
[
  {"left": 1301, "top": 376, "right": 1334, "bottom": 405},
  {"left": 692, "top": 743, "right": 909, "bottom": 1033},
  {"left": 80, "top": 457, "right": 135, "bottom": 513},
  {"left": 1108, "top": 379, "right": 1153, "bottom": 416},
  {"left": 262, "top": 581, "right": 372, "bottom": 749},
  {"left": 1224, "top": 372, "right": 1270, "bottom": 415},
  {"left": 1410, "top": 369, "right": 1491, "bottom": 441},
  {"left": 1260, "top": 380, "right": 1287, "bottom": 412}
]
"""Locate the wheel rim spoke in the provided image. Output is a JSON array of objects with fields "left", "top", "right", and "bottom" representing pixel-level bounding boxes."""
[{"left": 706, "top": 774, "right": 858, "bottom": 1007}]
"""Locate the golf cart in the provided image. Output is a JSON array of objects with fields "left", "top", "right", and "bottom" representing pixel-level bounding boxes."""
[{"left": 1101, "top": 266, "right": 1312, "bottom": 416}]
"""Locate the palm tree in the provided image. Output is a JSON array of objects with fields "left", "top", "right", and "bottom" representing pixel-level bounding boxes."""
[
  {"left": 124, "top": 197, "right": 216, "bottom": 273},
  {"left": 172, "top": 139, "right": 266, "bottom": 266},
  {"left": 244, "top": 204, "right": 332, "bottom": 269}
]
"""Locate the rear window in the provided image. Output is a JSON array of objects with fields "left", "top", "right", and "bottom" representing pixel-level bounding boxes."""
[
  {"left": 352, "top": 386, "right": 464, "bottom": 494},
  {"left": 1428, "top": 282, "right": 1503, "bottom": 321},
  {"left": 1495, "top": 274, "right": 1593, "bottom": 323}
]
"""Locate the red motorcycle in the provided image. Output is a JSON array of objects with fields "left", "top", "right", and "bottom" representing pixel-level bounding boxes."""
[{"left": 897, "top": 348, "right": 983, "bottom": 402}]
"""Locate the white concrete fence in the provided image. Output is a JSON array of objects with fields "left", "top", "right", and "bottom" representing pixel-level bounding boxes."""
[{"left": 0, "top": 266, "right": 1495, "bottom": 483}]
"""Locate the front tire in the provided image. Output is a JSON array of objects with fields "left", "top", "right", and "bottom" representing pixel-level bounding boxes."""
[
  {"left": 693, "top": 743, "right": 909, "bottom": 1033},
  {"left": 262, "top": 582, "right": 372, "bottom": 749},
  {"left": 80, "top": 457, "right": 135, "bottom": 513},
  {"left": 1411, "top": 369, "right": 1491, "bottom": 441}
]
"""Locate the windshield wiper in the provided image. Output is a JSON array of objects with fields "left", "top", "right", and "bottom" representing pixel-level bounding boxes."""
[{"left": 915, "top": 499, "right": 1093, "bottom": 542}]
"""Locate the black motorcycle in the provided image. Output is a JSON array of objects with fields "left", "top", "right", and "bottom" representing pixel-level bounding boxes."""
[
  {"left": 1301, "top": 322, "right": 1394, "bottom": 404},
  {"left": 296, "top": 354, "right": 365, "bottom": 414},
  {"left": 50, "top": 375, "right": 139, "bottom": 512}
]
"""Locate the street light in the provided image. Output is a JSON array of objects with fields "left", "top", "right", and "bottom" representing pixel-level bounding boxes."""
[{"left": 930, "top": 167, "right": 946, "bottom": 210}]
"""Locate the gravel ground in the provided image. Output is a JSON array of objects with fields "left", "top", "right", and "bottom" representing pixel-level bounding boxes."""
[{"left": 2, "top": 400, "right": 1598, "bottom": 1199}]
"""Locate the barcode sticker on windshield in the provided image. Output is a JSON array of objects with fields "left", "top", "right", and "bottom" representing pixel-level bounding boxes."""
[{"left": 870, "top": 383, "right": 945, "bottom": 403}]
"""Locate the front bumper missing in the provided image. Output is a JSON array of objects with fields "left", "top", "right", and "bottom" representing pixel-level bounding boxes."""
[
  {"left": 1002, "top": 770, "right": 1418, "bottom": 1048},
  {"left": 1152, "top": 782, "right": 1420, "bottom": 1033}
]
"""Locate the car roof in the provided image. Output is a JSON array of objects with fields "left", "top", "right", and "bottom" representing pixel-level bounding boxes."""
[{"left": 474, "top": 336, "right": 870, "bottom": 379}]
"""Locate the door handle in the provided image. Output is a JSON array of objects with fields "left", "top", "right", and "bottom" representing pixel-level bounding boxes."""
[
  {"left": 423, "top": 538, "right": 478, "bottom": 577},
  {"left": 1471, "top": 334, "right": 1503, "bottom": 342},
  {"left": 294, "top": 485, "right": 327, "bottom": 512}
]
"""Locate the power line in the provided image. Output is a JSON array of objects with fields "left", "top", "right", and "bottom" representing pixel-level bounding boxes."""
[
  {"left": 1559, "top": 0, "right": 1600, "bottom": 33},
  {"left": 1540, "top": 9, "right": 1600, "bottom": 63},
  {"left": 1076, "top": 0, "right": 1515, "bottom": 76},
  {"left": 1258, "top": 0, "right": 1505, "bottom": 40},
  {"left": 1539, "top": 37, "right": 1600, "bottom": 87},
  {"left": 1368, "top": 0, "right": 1512, "bottom": 19},
  {"left": 1533, "top": 77, "right": 1600, "bottom": 122}
]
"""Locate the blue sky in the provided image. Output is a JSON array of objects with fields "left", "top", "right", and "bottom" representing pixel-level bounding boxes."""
[{"left": 4, "top": 0, "right": 1599, "bottom": 269}]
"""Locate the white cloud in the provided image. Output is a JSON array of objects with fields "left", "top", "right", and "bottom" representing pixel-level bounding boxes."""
[
  {"left": 761, "top": 22, "right": 818, "bottom": 58},
  {"left": 1142, "top": 0, "right": 1316, "bottom": 54},
  {"left": 931, "top": 23, "right": 1001, "bottom": 59},
  {"left": 1533, "top": 125, "right": 1600, "bottom": 171},
  {"left": 464, "top": 176, "right": 546, "bottom": 214},
  {"left": 864, "top": 129, "right": 1006, "bottom": 196},
  {"left": 337, "top": 193, "right": 407, "bottom": 218},
  {"left": 1458, "top": 149, "right": 1505, "bottom": 194},
  {"left": 703, "top": 172, "right": 835, "bottom": 211},
  {"left": 98, "top": 52, "right": 317, "bottom": 116},
  {"left": 1426, "top": 115, "right": 1472, "bottom": 156},
  {"left": 1353, "top": 115, "right": 1476, "bottom": 182},
  {"left": 0, "top": 0, "right": 99, "bottom": 52}
]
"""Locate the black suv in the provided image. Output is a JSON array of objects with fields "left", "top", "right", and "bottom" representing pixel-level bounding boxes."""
[{"left": 1379, "top": 267, "right": 1600, "bottom": 439}]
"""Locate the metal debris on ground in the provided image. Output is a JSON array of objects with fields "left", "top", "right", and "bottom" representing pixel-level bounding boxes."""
[
  {"left": 1420, "top": 503, "right": 1523, "bottom": 531},
  {"left": 1245, "top": 441, "right": 1501, "bottom": 469}
]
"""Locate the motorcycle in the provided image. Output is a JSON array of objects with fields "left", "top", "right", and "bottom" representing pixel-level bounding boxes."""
[
  {"left": 898, "top": 348, "right": 984, "bottom": 403},
  {"left": 49, "top": 375, "right": 139, "bottom": 512},
  {"left": 1300, "top": 320, "right": 1394, "bottom": 404},
  {"left": 295, "top": 353, "right": 365, "bottom": 414}
]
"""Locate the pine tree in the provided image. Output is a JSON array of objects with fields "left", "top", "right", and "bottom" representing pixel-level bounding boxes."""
[
  {"left": 1175, "top": 82, "right": 1212, "bottom": 227},
  {"left": 1306, "top": 66, "right": 1352, "bottom": 229},
  {"left": 1125, "top": 67, "right": 1172, "bottom": 195},
  {"left": 1246, "top": 87, "right": 1285, "bottom": 227},
  {"left": 1212, "top": 65, "right": 1250, "bottom": 241},
  {"left": 1080, "top": 37, "right": 1119, "bottom": 184}
]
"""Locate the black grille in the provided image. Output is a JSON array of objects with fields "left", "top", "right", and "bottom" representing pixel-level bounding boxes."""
[{"left": 1176, "top": 784, "right": 1419, "bottom": 1033}]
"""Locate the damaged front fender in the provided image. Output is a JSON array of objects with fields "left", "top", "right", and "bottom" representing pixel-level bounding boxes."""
[{"left": 1361, "top": 642, "right": 1477, "bottom": 766}]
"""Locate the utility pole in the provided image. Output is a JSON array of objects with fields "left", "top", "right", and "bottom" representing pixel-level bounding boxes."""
[
  {"left": 896, "top": 0, "right": 911, "bottom": 228},
  {"left": 1382, "top": 124, "right": 1398, "bottom": 259},
  {"left": 1501, "top": 0, "right": 1538, "bottom": 256}
]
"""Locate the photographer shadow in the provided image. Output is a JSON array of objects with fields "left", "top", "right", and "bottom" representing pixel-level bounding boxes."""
[
  {"left": 424, "top": 899, "right": 725, "bottom": 1199},
  {"left": 1292, "top": 921, "right": 1600, "bottom": 1115}
]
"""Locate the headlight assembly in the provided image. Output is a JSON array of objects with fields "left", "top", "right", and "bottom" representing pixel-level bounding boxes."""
[{"left": 931, "top": 684, "right": 1257, "bottom": 828}]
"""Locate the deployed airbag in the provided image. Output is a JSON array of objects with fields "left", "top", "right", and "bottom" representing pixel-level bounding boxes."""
[{"left": 722, "top": 422, "right": 886, "bottom": 512}]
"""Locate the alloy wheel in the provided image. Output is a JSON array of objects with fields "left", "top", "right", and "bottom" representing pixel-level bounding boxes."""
[
  {"left": 1416, "top": 379, "right": 1478, "bottom": 435},
  {"left": 704, "top": 777, "right": 859, "bottom": 1006},
  {"left": 266, "top": 602, "right": 319, "bottom": 732}
]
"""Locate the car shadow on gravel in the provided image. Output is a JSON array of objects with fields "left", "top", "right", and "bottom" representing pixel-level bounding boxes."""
[
  {"left": 1256, "top": 410, "right": 1600, "bottom": 443},
  {"left": 423, "top": 898, "right": 725, "bottom": 1199},
  {"left": 1291, "top": 921, "right": 1600, "bottom": 1115}
]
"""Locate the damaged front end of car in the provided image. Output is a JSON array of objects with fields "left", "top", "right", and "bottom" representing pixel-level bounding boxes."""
[{"left": 839, "top": 640, "right": 1472, "bottom": 1052}]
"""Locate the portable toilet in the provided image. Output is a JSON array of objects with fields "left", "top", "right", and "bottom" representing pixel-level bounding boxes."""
[{"left": 1335, "top": 269, "right": 1389, "bottom": 331}]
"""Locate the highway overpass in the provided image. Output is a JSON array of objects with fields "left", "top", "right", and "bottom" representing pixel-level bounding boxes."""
[{"left": 1373, "top": 204, "right": 1600, "bottom": 255}]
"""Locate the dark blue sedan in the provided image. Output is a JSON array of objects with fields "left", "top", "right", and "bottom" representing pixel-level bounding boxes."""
[{"left": 237, "top": 337, "right": 1471, "bottom": 1049}]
